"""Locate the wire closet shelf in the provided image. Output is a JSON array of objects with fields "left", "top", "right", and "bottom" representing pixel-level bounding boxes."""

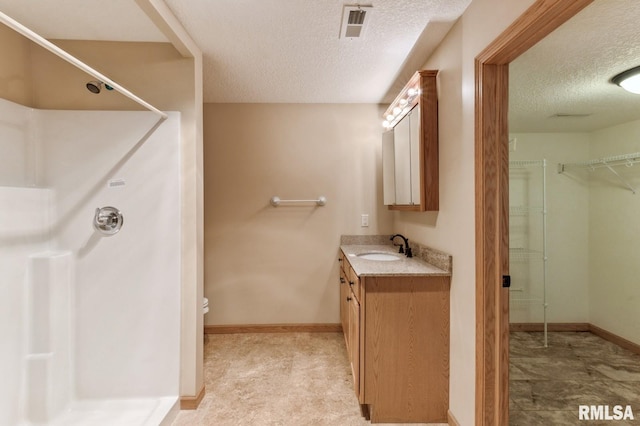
[
  {"left": 558, "top": 151, "right": 640, "bottom": 195},
  {"left": 509, "top": 159, "right": 549, "bottom": 347}
]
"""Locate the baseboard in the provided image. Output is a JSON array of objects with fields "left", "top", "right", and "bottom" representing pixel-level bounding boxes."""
[
  {"left": 509, "top": 322, "right": 590, "bottom": 332},
  {"left": 510, "top": 322, "right": 640, "bottom": 356},
  {"left": 204, "top": 323, "right": 343, "bottom": 334},
  {"left": 180, "top": 384, "right": 205, "bottom": 410},
  {"left": 448, "top": 409, "right": 461, "bottom": 426},
  {"left": 589, "top": 324, "right": 640, "bottom": 356}
]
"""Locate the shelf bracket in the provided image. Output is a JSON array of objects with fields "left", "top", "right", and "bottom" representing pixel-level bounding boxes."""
[{"left": 602, "top": 161, "right": 637, "bottom": 194}]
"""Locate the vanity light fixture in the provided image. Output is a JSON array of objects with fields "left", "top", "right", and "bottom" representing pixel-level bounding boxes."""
[
  {"left": 382, "top": 74, "right": 422, "bottom": 129},
  {"left": 611, "top": 65, "right": 640, "bottom": 94}
]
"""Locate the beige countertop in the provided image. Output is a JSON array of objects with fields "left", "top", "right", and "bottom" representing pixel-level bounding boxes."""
[{"left": 340, "top": 244, "right": 451, "bottom": 277}]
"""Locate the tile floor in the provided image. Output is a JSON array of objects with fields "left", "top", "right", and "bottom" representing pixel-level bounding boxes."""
[
  {"left": 510, "top": 331, "right": 640, "bottom": 425},
  {"left": 172, "top": 330, "right": 640, "bottom": 425},
  {"left": 171, "top": 332, "right": 445, "bottom": 426}
]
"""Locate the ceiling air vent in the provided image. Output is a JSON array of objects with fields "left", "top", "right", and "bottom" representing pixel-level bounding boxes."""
[{"left": 340, "top": 5, "right": 372, "bottom": 39}]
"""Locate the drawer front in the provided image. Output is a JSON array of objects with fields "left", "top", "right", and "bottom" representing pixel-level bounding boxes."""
[{"left": 339, "top": 250, "right": 361, "bottom": 302}]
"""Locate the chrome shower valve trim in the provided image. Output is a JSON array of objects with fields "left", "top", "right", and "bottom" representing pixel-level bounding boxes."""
[{"left": 93, "top": 206, "right": 123, "bottom": 236}]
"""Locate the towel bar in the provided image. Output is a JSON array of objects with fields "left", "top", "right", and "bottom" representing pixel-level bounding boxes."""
[{"left": 270, "top": 196, "right": 327, "bottom": 207}]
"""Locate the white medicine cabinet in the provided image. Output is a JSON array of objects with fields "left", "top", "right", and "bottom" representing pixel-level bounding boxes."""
[{"left": 382, "top": 70, "right": 439, "bottom": 211}]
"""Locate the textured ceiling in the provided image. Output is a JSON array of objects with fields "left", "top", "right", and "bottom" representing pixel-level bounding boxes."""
[
  {"left": 0, "top": 0, "right": 167, "bottom": 42},
  {"left": 162, "top": 0, "right": 472, "bottom": 103},
  {"left": 8, "top": 0, "right": 637, "bottom": 120},
  {"left": 509, "top": 0, "right": 640, "bottom": 133},
  {"left": 0, "top": 0, "right": 471, "bottom": 104}
]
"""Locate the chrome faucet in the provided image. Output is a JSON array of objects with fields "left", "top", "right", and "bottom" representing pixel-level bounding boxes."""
[{"left": 390, "top": 234, "right": 412, "bottom": 258}]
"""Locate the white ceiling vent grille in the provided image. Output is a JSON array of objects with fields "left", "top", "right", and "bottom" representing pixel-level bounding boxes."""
[{"left": 340, "top": 5, "right": 372, "bottom": 39}]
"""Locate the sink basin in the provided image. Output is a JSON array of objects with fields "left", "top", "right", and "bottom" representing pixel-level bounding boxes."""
[{"left": 356, "top": 252, "right": 401, "bottom": 261}]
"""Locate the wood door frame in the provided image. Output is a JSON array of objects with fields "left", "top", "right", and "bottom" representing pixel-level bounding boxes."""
[{"left": 474, "top": 0, "right": 594, "bottom": 424}]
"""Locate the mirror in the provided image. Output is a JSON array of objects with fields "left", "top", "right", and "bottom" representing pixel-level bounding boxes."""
[
  {"left": 385, "top": 104, "right": 420, "bottom": 205},
  {"left": 381, "top": 70, "right": 439, "bottom": 211}
]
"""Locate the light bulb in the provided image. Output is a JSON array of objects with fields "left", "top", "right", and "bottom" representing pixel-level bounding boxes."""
[
  {"left": 399, "top": 98, "right": 408, "bottom": 106},
  {"left": 620, "top": 74, "right": 640, "bottom": 94},
  {"left": 407, "top": 88, "right": 417, "bottom": 97},
  {"left": 386, "top": 114, "right": 394, "bottom": 121},
  {"left": 382, "top": 120, "right": 390, "bottom": 128},
  {"left": 393, "top": 107, "right": 402, "bottom": 115}
]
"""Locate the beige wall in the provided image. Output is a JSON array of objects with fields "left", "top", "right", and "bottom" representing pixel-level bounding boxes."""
[
  {"left": 0, "top": 23, "right": 34, "bottom": 106},
  {"left": 589, "top": 118, "right": 640, "bottom": 345},
  {"left": 32, "top": 40, "right": 193, "bottom": 113},
  {"left": 203, "top": 103, "right": 393, "bottom": 325},
  {"left": 389, "top": 0, "right": 536, "bottom": 424},
  {"left": 509, "top": 133, "right": 591, "bottom": 324},
  {"left": 1, "top": 24, "right": 195, "bottom": 116}
]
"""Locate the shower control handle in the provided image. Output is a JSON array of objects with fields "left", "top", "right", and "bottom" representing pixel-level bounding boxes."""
[{"left": 93, "top": 206, "right": 124, "bottom": 236}]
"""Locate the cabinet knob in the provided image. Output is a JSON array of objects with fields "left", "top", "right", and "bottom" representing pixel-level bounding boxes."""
[
  {"left": 347, "top": 297, "right": 352, "bottom": 302},
  {"left": 340, "top": 277, "right": 345, "bottom": 284},
  {"left": 349, "top": 281, "right": 354, "bottom": 287}
]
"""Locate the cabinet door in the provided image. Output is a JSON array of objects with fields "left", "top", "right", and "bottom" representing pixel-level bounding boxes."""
[
  {"left": 381, "top": 70, "right": 438, "bottom": 212},
  {"left": 348, "top": 265, "right": 361, "bottom": 303},
  {"left": 348, "top": 292, "right": 360, "bottom": 398},
  {"left": 393, "top": 113, "right": 411, "bottom": 205},
  {"left": 409, "top": 105, "right": 421, "bottom": 204},
  {"left": 382, "top": 130, "right": 395, "bottom": 206},
  {"left": 340, "top": 268, "right": 350, "bottom": 343}
]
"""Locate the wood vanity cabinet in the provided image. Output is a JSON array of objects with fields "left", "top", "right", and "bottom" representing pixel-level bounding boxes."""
[{"left": 338, "top": 249, "right": 450, "bottom": 423}]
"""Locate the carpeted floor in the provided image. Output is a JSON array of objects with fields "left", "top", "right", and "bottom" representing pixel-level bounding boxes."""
[
  {"left": 510, "top": 331, "right": 640, "bottom": 425},
  {"left": 171, "top": 332, "right": 444, "bottom": 426}
]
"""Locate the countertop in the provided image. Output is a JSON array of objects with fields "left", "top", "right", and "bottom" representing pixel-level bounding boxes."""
[{"left": 340, "top": 244, "right": 451, "bottom": 277}]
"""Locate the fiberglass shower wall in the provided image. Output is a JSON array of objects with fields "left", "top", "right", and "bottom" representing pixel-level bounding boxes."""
[{"left": 0, "top": 98, "right": 181, "bottom": 425}]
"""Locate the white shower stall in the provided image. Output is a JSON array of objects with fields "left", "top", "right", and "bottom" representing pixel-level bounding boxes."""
[{"left": 0, "top": 97, "right": 181, "bottom": 425}]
